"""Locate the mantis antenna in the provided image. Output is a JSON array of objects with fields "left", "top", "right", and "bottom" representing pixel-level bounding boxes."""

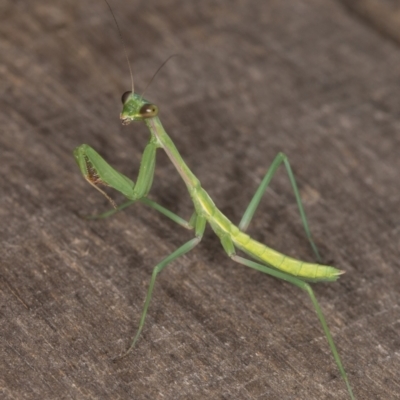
[
  {"left": 104, "top": 0, "right": 177, "bottom": 101},
  {"left": 103, "top": 0, "right": 134, "bottom": 95},
  {"left": 140, "top": 54, "right": 180, "bottom": 100}
]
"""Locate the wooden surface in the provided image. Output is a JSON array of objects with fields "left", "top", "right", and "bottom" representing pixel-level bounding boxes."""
[{"left": 1, "top": 1, "right": 400, "bottom": 399}]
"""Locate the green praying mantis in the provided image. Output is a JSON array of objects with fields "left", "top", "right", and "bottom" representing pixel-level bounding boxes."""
[{"left": 73, "top": 2, "right": 356, "bottom": 399}]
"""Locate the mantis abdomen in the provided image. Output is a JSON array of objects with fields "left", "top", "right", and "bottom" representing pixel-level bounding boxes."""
[{"left": 192, "top": 185, "right": 342, "bottom": 282}]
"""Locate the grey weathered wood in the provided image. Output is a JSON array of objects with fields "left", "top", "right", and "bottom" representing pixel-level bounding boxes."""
[
  {"left": 1, "top": 0, "right": 400, "bottom": 399},
  {"left": 340, "top": 0, "right": 400, "bottom": 44}
]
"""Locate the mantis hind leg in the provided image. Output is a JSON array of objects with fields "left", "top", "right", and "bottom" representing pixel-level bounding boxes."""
[
  {"left": 238, "top": 152, "right": 321, "bottom": 262},
  {"left": 219, "top": 235, "right": 355, "bottom": 399},
  {"left": 114, "top": 214, "right": 206, "bottom": 360}
]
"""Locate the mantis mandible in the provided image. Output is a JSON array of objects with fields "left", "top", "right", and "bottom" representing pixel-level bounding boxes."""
[{"left": 73, "top": 3, "right": 355, "bottom": 399}]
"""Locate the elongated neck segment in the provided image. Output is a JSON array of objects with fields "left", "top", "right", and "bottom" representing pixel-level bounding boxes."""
[{"left": 145, "top": 116, "right": 200, "bottom": 190}]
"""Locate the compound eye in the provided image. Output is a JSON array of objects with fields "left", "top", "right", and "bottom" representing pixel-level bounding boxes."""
[
  {"left": 121, "top": 91, "right": 133, "bottom": 104},
  {"left": 139, "top": 103, "right": 158, "bottom": 118}
]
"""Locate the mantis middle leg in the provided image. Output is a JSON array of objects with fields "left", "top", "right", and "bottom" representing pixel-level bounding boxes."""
[{"left": 239, "top": 152, "right": 321, "bottom": 262}]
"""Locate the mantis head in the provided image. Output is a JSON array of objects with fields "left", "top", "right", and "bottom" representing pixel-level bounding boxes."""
[{"left": 120, "top": 91, "right": 159, "bottom": 125}]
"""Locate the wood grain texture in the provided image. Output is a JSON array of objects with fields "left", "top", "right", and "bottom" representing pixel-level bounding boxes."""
[
  {"left": 340, "top": 0, "right": 400, "bottom": 44},
  {"left": 1, "top": 0, "right": 400, "bottom": 399}
]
